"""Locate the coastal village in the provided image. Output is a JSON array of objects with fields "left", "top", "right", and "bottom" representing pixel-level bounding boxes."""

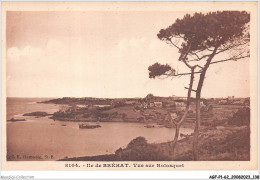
[{"left": 43, "top": 94, "right": 250, "bottom": 128}]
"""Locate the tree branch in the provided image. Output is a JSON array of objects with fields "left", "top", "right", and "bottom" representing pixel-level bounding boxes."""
[
  {"left": 184, "top": 87, "right": 197, "bottom": 92},
  {"left": 206, "top": 47, "right": 214, "bottom": 51},
  {"left": 168, "top": 39, "right": 181, "bottom": 50},
  {"left": 171, "top": 118, "right": 178, "bottom": 126},
  {"left": 163, "top": 71, "right": 201, "bottom": 77},
  {"left": 187, "top": 41, "right": 249, "bottom": 62},
  {"left": 210, "top": 55, "right": 249, "bottom": 64},
  {"left": 178, "top": 43, "right": 203, "bottom": 70},
  {"left": 215, "top": 41, "right": 249, "bottom": 55}
]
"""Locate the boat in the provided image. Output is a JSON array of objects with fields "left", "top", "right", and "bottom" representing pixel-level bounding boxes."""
[
  {"left": 79, "top": 123, "right": 101, "bottom": 129},
  {"left": 144, "top": 125, "right": 155, "bottom": 128}
]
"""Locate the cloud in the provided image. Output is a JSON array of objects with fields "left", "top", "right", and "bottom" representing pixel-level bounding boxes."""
[
  {"left": 6, "top": 36, "right": 249, "bottom": 98},
  {"left": 6, "top": 36, "right": 184, "bottom": 97},
  {"left": 7, "top": 46, "right": 42, "bottom": 61},
  {"left": 46, "top": 39, "right": 63, "bottom": 52},
  {"left": 117, "top": 37, "right": 147, "bottom": 50}
]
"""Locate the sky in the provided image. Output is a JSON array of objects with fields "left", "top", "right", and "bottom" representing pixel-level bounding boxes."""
[{"left": 6, "top": 11, "right": 250, "bottom": 98}]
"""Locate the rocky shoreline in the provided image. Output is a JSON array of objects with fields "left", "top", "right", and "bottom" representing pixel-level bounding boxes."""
[{"left": 7, "top": 118, "right": 26, "bottom": 122}]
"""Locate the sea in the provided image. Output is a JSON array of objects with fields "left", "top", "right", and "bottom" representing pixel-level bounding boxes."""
[{"left": 6, "top": 97, "right": 193, "bottom": 161}]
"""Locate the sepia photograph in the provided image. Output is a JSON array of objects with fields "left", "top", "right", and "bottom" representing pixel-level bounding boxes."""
[{"left": 1, "top": 1, "right": 258, "bottom": 171}]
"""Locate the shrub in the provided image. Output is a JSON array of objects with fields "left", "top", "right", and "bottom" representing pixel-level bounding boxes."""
[
  {"left": 115, "top": 136, "right": 170, "bottom": 161},
  {"left": 228, "top": 107, "right": 250, "bottom": 126},
  {"left": 127, "top": 137, "right": 148, "bottom": 149}
]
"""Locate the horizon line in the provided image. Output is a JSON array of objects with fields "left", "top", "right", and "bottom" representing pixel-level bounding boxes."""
[{"left": 6, "top": 96, "right": 250, "bottom": 99}]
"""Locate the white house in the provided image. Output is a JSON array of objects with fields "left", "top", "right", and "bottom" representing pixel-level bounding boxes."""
[{"left": 154, "top": 102, "right": 163, "bottom": 108}]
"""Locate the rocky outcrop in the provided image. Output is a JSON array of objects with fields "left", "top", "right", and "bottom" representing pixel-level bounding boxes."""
[
  {"left": 7, "top": 118, "right": 26, "bottom": 122},
  {"left": 23, "top": 111, "right": 51, "bottom": 117}
]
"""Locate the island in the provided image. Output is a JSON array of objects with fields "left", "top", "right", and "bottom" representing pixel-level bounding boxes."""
[
  {"left": 7, "top": 118, "right": 26, "bottom": 122},
  {"left": 23, "top": 111, "right": 51, "bottom": 117}
]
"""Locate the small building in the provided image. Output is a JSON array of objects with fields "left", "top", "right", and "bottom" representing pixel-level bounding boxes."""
[
  {"left": 59, "top": 105, "right": 69, "bottom": 112},
  {"left": 76, "top": 104, "right": 88, "bottom": 108},
  {"left": 149, "top": 102, "right": 155, "bottom": 108},
  {"left": 175, "top": 101, "right": 185, "bottom": 106},
  {"left": 125, "top": 100, "right": 136, "bottom": 105},
  {"left": 93, "top": 104, "right": 111, "bottom": 108},
  {"left": 233, "top": 99, "right": 245, "bottom": 105},
  {"left": 200, "top": 101, "right": 205, "bottom": 107},
  {"left": 175, "top": 102, "right": 186, "bottom": 111},
  {"left": 219, "top": 99, "right": 228, "bottom": 104},
  {"left": 154, "top": 101, "right": 163, "bottom": 108},
  {"left": 170, "top": 113, "right": 178, "bottom": 120},
  {"left": 143, "top": 102, "right": 148, "bottom": 109},
  {"left": 228, "top": 96, "right": 235, "bottom": 101}
]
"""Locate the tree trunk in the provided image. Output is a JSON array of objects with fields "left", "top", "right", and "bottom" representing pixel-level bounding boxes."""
[
  {"left": 171, "top": 110, "right": 188, "bottom": 156},
  {"left": 192, "top": 46, "right": 218, "bottom": 160},
  {"left": 193, "top": 92, "right": 201, "bottom": 160},
  {"left": 172, "top": 124, "right": 180, "bottom": 157},
  {"left": 171, "top": 67, "right": 195, "bottom": 160}
]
